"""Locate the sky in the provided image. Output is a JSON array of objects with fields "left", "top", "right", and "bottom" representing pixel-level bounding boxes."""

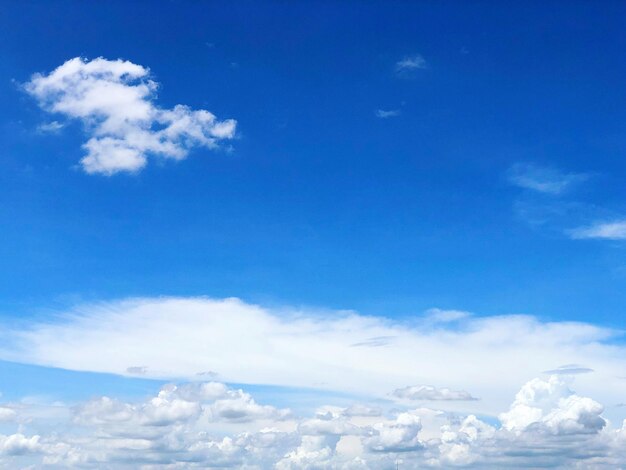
[{"left": 2, "top": 1, "right": 626, "bottom": 468}]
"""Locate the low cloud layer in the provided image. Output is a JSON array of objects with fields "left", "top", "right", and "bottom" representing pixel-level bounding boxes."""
[
  {"left": 0, "top": 375, "right": 625, "bottom": 468},
  {"left": 25, "top": 57, "right": 236, "bottom": 175}
]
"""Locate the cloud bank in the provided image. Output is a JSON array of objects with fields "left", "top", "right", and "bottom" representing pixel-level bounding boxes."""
[
  {"left": 25, "top": 57, "right": 237, "bottom": 175},
  {"left": 2, "top": 297, "right": 626, "bottom": 422},
  {"left": 1, "top": 374, "right": 626, "bottom": 468}
]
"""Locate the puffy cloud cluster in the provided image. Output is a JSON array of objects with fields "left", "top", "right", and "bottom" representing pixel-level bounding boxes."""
[
  {"left": 1, "top": 375, "right": 626, "bottom": 468},
  {"left": 25, "top": 57, "right": 236, "bottom": 174}
]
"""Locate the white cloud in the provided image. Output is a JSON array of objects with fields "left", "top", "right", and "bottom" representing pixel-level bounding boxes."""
[
  {"left": 423, "top": 307, "right": 471, "bottom": 323},
  {"left": 392, "top": 385, "right": 478, "bottom": 401},
  {"left": 2, "top": 296, "right": 626, "bottom": 427},
  {"left": 508, "top": 162, "right": 587, "bottom": 195},
  {"left": 375, "top": 109, "right": 400, "bottom": 118},
  {"left": 569, "top": 220, "right": 626, "bottom": 240},
  {"left": 2, "top": 375, "right": 625, "bottom": 468},
  {"left": 36, "top": 120, "right": 64, "bottom": 134},
  {"left": 24, "top": 57, "right": 236, "bottom": 175},
  {"left": 395, "top": 55, "right": 427, "bottom": 75},
  {"left": 543, "top": 364, "right": 594, "bottom": 375}
]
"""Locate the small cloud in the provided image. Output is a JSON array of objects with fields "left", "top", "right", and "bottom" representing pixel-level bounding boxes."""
[
  {"left": 375, "top": 109, "right": 401, "bottom": 119},
  {"left": 392, "top": 385, "right": 478, "bottom": 401},
  {"left": 126, "top": 366, "right": 148, "bottom": 375},
  {"left": 507, "top": 163, "right": 588, "bottom": 195},
  {"left": 396, "top": 55, "right": 427, "bottom": 72},
  {"left": 343, "top": 404, "right": 382, "bottom": 417},
  {"left": 543, "top": 364, "right": 594, "bottom": 375},
  {"left": 424, "top": 308, "right": 471, "bottom": 324},
  {"left": 350, "top": 336, "right": 395, "bottom": 348},
  {"left": 36, "top": 121, "right": 64, "bottom": 134},
  {"left": 196, "top": 370, "right": 218, "bottom": 378},
  {"left": 569, "top": 220, "right": 626, "bottom": 240}
]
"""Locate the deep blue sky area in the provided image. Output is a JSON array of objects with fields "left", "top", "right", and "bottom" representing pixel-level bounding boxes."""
[{"left": 2, "top": 1, "right": 626, "bottom": 325}]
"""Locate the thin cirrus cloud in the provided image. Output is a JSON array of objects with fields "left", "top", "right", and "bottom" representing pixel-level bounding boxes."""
[
  {"left": 2, "top": 296, "right": 626, "bottom": 423},
  {"left": 24, "top": 57, "right": 237, "bottom": 175},
  {"left": 375, "top": 109, "right": 401, "bottom": 118},
  {"left": 395, "top": 54, "right": 427, "bottom": 73},
  {"left": 507, "top": 162, "right": 588, "bottom": 195},
  {"left": 569, "top": 220, "right": 626, "bottom": 240},
  {"left": 392, "top": 385, "right": 478, "bottom": 401}
]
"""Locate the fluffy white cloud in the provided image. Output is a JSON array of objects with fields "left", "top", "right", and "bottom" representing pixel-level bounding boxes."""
[
  {"left": 25, "top": 57, "right": 236, "bottom": 175},
  {"left": 2, "top": 375, "right": 625, "bottom": 468},
  {"left": 392, "top": 385, "right": 478, "bottom": 401},
  {"left": 569, "top": 220, "right": 626, "bottom": 240}
]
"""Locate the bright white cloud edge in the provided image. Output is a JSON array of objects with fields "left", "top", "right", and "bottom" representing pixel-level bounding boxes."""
[{"left": 25, "top": 57, "right": 236, "bottom": 175}]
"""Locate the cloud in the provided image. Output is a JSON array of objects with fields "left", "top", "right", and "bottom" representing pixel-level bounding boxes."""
[
  {"left": 36, "top": 120, "right": 64, "bottom": 134},
  {"left": 1, "top": 375, "right": 626, "bottom": 468},
  {"left": 2, "top": 296, "right": 626, "bottom": 424},
  {"left": 508, "top": 163, "right": 588, "bottom": 195},
  {"left": 423, "top": 308, "right": 471, "bottom": 323},
  {"left": 24, "top": 57, "right": 236, "bottom": 175},
  {"left": 543, "top": 364, "right": 594, "bottom": 375},
  {"left": 375, "top": 109, "right": 400, "bottom": 118},
  {"left": 569, "top": 220, "right": 626, "bottom": 240},
  {"left": 395, "top": 55, "right": 427, "bottom": 76},
  {"left": 392, "top": 385, "right": 478, "bottom": 401}
]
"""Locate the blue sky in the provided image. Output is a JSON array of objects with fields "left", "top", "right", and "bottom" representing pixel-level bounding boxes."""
[
  {"left": 2, "top": 2, "right": 626, "bottom": 468},
  {"left": 2, "top": 1, "right": 626, "bottom": 324}
]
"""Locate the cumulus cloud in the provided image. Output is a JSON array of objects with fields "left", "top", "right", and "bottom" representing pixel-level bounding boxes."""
[
  {"left": 569, "top": 220, "right": 626, "bottom": 240},
  {"left": 24, "top": 57, "right": 236, "bottom": 175},
  {"left": 2, "top": 296, "right": 626, "bottom": 423},
  {"left": 1, "top": 375, "right": 626, "bottom": 468},
  {"left": 392, "top": 385, "right": 478, "bottom": 401},
  {"left": 508, "top": 162, "right": 588, "bottom": 195}
]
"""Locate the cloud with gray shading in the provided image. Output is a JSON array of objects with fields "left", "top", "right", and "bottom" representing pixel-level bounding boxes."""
[
  {"left": 543, "top": 364, "right": 594, "bottom": 375},
  {"left": 392, "top": 385, "right": 478, "bottom": 401},
  {"left": 24, "top": 57, "right": 236, "bottom": 175}
]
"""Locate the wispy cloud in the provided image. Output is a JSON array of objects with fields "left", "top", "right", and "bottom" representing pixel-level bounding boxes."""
[
  {"left": 24, "top": 57, "right": 236, "bottom": 175},
  {"left": 543, "top": 364, "right": 594, "bottom": 375},
  {"left": 395, "top": 54, "right": 427, "bottom": 76},
  {"left": 375, "top": 109, "right": 401, "bottom": 118},
  {"left": 569, "top": 220, "right": 626, "bottom": 240},
  {"left": 508, "top": 162, "right": 588, "bottom": 195},
  {"left": 36, "top": 120, "right": 64, "bottom": 134},
  {"left": 392, "top": 384, "right": 478, "bottom": 401}
]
